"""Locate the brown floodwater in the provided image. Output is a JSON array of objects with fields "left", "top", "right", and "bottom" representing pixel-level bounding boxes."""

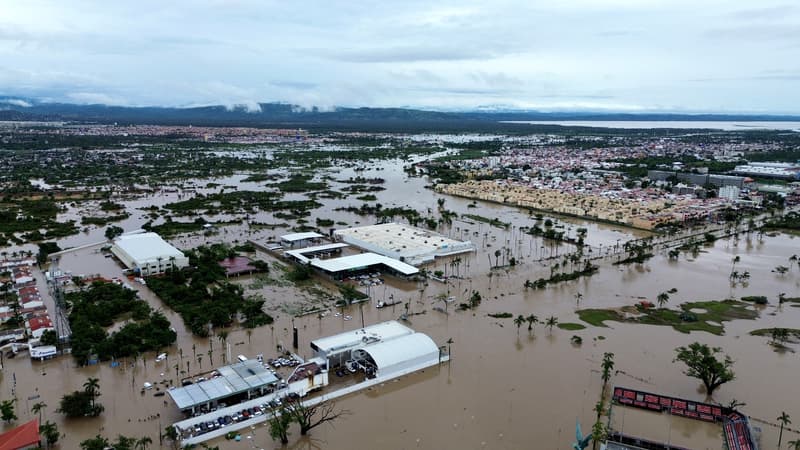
[{"left": 2, "top": 157, "right": 799, "bottom": 449}]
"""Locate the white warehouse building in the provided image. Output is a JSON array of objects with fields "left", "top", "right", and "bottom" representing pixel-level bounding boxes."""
[
  {"left": 333, "top": 222, "right": 475, "bottom": 266},
  {"left": 111, "top": 232, "right": 190, "bottom": 276}
]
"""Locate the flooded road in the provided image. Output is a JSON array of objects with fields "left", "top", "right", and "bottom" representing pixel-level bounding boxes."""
[{"left": 2, "top": 159, "right": 799, "bottom": 449}]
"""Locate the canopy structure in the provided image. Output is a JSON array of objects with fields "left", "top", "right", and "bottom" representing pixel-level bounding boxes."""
[
  {"left": 167, "top": 359, "right": 278, "bottom": 411},
  {"left": 310, "top": 252, "right": 419, "bottom": 277}
]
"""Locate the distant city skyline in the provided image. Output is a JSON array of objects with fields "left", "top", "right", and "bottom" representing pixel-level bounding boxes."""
[{"left": 1, "top": 0, "right": 799, "bottom": 113}]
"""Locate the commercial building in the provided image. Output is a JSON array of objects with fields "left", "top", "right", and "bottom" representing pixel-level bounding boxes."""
[
  {"left": 283, "top": 243, "right": 419, "bottom": 278},
  {"left": 167, "top": 359, "right": 279, "bottom": 414},
  {"left": 310, "top": 321, "right": 442, "bottom": 375},
  {"left": 172, "top": 321, "right": 447, "bottom": 446},
  {"left": 279, "top": 231, "right": 323, "bottom": 248},
  {"left": 111, "top": 232, "right": 189, "bottom": 276},
  {"left": 333, "top": 222, "right": 475, "bottom": 266},
  {"left": 732, "top": 162, "right": 800, "bottom": 180}
]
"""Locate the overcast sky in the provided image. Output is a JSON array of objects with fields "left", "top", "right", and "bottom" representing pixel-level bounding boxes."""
[{"left": 1, "top": 0, "right": 799, "bottom": 113}]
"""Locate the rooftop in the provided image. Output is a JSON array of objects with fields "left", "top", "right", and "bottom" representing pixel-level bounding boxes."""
[
  {"left": 310, "top": 321, "right": 414, "bottom": 355},
  {"left": 334, "top": 222, "right": 474, "bottom": 265},
  {"left": 280, "top": 231, "right": 323, "bottom": 242},
  {"left": 0, "top": 419, "right": 39, "bottom": 450},
  {"left": 113, "top": 232, "right": 185, "bottom": 262},
  {"left": 311, "top": 252, "right": 419, "bottom": 276},
  {"left": 284, "top": 243, "right": 350, "bottom": 264},
  {"left": 167, "top": 359, "right": 278, "bottom": 410}
]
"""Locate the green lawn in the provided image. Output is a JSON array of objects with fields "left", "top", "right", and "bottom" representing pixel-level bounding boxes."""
[
  {"left": 577, "top": 300, "right": 758, "bottom": 335},
  {"left": 558, "top": 322, "right": 587, "bottom": 331}
]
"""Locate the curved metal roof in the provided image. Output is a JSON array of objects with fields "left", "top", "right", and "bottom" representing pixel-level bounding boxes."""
[{"left": 358, "top": 332, "right": 439, "bottom": 370}]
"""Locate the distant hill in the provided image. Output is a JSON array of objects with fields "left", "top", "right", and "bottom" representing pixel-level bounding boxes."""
[{"left": 2, "top": 98, "right": 799, "bottom": 131}]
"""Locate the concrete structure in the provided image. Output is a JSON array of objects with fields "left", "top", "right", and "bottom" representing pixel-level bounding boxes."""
[
  {"left": 279, "top": 231, "right": 323, "bottom": 248},
  {"left": 111, "top": 232, "right": 189, "bottom": 276},
  {"left": 648, "top": 170, "right": 746, "bottom": 188},
  {"left": 719, "top": 185, "right": 740, "bottom": 202},
  {"left": 167, "top": 359, "right": 279, "bottom": 413},
  {"left": 334, "top": 222, "right": 475, "bottom": 266}
]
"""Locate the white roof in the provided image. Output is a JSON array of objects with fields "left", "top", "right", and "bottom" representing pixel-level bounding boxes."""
[
  {"left": 358, "top": 333, "right": 439, "bottom": 370},
  {"left": 113, "top": 232, "right": 185, "bottom": 263},
  {"left": 311, "top": 252, "right": 419, "bottom": 276},
  {"left": 333, "top": 222, "right": 474, "bottom": 264},
  {"left": 284, "top": 243, "right": 349, "bottom": 264},
  {"left": 280, "top": 232, "right": 323, "bottom": 242},
  {"left": 311, "top": 321, "right": 414, "bottom": 354}
]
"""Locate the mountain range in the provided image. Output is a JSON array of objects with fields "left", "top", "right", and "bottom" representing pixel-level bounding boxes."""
[{"left": 2, "top": 98, "right": 799, "bottom": 131}]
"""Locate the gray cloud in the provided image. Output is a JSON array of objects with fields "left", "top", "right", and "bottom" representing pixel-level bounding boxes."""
[{"left": 0, "top": 0, "right": 798, "bottom": 113}]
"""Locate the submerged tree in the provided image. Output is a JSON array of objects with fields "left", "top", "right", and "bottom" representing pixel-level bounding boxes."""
[
  {"left": 674, "top": 343, "right": 735, "bottom": 396},
  {"left": 513, "top": 315, "right": 525, "bottom": 335},
  {"left": 0, "top": 399, "right": 17, "bottom": 423},
  {"left": 268, "top": 408, "right": 292, "bottom": 445},
  {"left": 545, "top": 316, "right": 558, "bottom": 335},
  {"left": 778, "top": 411, "right": 792, "bottom": 448},
  {"left": 284, "top": 398, "right": 350, "bottom": 436}
]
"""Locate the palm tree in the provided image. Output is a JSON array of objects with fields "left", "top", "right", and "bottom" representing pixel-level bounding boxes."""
[
  {"left": 246, "top": 328, "right": 253, "bottom": 344},
  {"left": 135, "top": 436, "right": 153, "bottom": 450},
  {"left": 787, "top": 439, "right": 800, "bottom": 450},
  {"left": 731, "top": 255, "right": 740, "bottom": 277},
  {"left": 778, "top": 411, "right": 791, "bottom": 448},
  {"left": 513, "top": 315, "right": 525, "bottom": 335},
  {"left": 545, "top": 316, "right": 558, "bottom": 335},
  {"left": 83, "top": 378, "right": 100, "bottom": 407},
  {"left": 656, "top": 292, "right": 669, "bottom": 309},
  {"left": 601, "top": 353, "right": 615, "bottom": 391},
  {"left": 197, "top": 354, "right": 203, "bottom": 369},
  {"left": 218, "top": 330, "right": 229, "bottom": 364},
  {"left": 574, "top": 292, "right": 583, "bottom": 305},
  {"left": 525, "top": 314, "right": 538, "bottom": 333},
  {"left": 31, "top": 401, "right": 46, "bottom": 423},
  {"left": 39, "top": 421, "right": 60, "bottom": 449}
]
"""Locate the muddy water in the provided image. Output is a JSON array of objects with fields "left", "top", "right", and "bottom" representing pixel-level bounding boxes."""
[{"left": 2, "top": 159, "right": 799, "bottom": 449}]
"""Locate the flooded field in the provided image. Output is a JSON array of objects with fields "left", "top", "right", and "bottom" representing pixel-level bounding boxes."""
[{"left": 2, "top": 158, "right": 799, "bottom": 449}]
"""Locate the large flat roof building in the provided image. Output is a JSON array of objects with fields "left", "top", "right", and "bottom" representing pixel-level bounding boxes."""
[
  {"left": 111, "top": 232, "right": 189, "bottom": 276},
  {"left": 333, "top": 222, "right": 475, "bottom": 266},
  {"left": 279, "top": 231, "right": 323, "bottom": 248}
]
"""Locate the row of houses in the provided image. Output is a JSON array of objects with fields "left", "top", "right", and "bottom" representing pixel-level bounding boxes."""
[{"left": 0, "top": 259, "right": 56, "bottom": 345}]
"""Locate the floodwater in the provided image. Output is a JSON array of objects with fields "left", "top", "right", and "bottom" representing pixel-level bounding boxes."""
[
  {"left": 502, "top": 120, "right": 800, "bottom": 131},
  {"left": 2, "top": 157, "right": 800, "bottom": 449}
]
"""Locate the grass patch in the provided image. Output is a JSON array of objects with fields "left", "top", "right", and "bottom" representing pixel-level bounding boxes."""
[
  {"left": 558, "top": 322, "right": 586, "bottom": 331},
  {"left": 578, "top": 300, "right": 758, "bottom": 335},
  {"left": 750, "top": 328, "right": 800, "bottom": 338},
  {"left": 576, "top": 309, "right": 622, "bottom": 327},
  {"left": 462, "top": 213, "right": 510, "bottom": 229}
]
